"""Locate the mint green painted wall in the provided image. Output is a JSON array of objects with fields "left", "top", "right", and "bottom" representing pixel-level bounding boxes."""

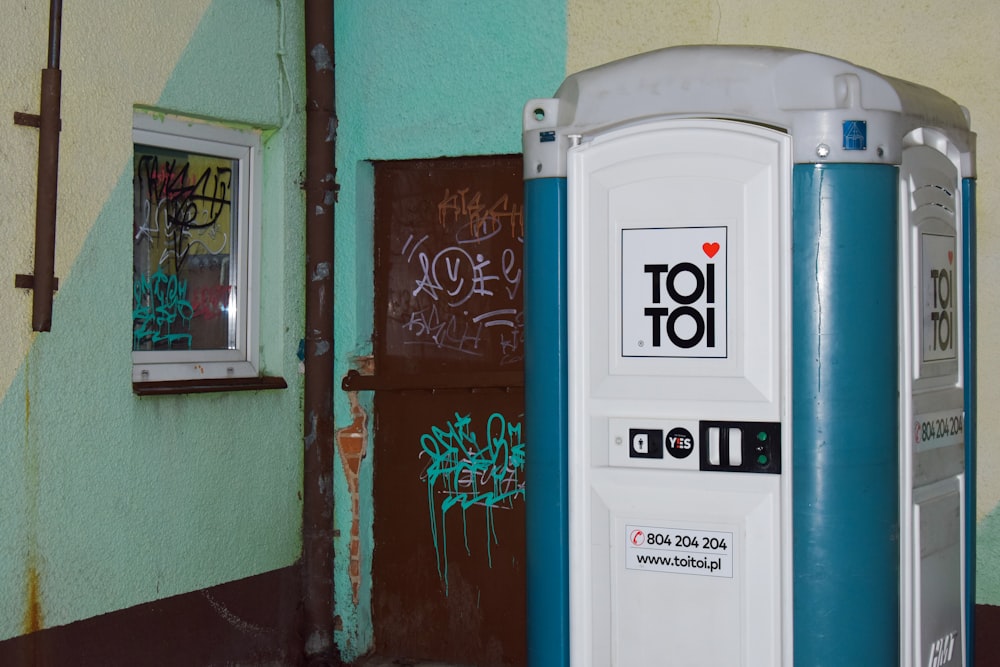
[
  {"left": 977, "top": 509, "right": 1000, "bottom": 602},
  {"left": 0, "top": 0, "right": 306, "bottom": 640},
  {"left": 332, "top": 1, "right": 566, "bottom": 658}
]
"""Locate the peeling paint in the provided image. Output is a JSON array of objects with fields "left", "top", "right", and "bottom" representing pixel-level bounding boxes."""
[
  {"left": 335, "top": 356, "right": 374, "bottom": 604},
  {"left": 305, "top": 411, "right": 318, "bottom": 449},
  {"left": 309, "top": 43, "right": 333, "bottom": 72},
  {"left": 314, "top": 340, "right": 330, "bottom": 356},
  {"left": 315, "top": 205, "right": 325, "bottom": 216},
  {"left": 306, "top": 628, "right": 331, "bottom": 654},
  {"left": 318, "top": 472, "right": 332, "bottom": 497},
  {"left": 311, "top": 262, "right": 331, "bottom": 281},
  {"left": 201, "top": 590, "right": 272, "bottom": 637}
]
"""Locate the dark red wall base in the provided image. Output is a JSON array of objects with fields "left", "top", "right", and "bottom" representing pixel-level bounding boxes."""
[
  {"left": 0, "top": 565, "right": 302, "bottom": 667},
  {"left": 976, "top": 603, "right": 1000, "bottom": 664},
  {"left": 1, "top": 581, "right": 997, "bottom": 666}
]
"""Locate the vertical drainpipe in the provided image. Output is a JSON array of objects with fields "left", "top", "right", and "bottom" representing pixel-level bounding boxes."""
[
  {"left": 33, "top": 0, "right": 63, "bottom": 331},
  {"left": 302, "top": 0, "right": 339, "bottom": 665},
  {"left": 14, "top": 0, "right": 63, "bottom": 331}
]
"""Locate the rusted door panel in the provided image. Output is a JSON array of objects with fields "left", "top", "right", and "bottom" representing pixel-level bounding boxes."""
[
  {"left": 376, "top": 156, "right": 525, "bottom": 375},
  {"left": 371, "top": 156, "right": 526, "bottom": 666},
  {"left": 373, "top": 391, "right": 525, "bottom": 665}
]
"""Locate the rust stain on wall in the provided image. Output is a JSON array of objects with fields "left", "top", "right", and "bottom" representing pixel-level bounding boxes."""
[
  {"left": 23, "top": 564, "right": 44, "bottom": 634},
  {"left": 23, "top": 353, "right": 44, "bottom": 636},
  {"left": 336, "top": 355, "right": 373, "bottom": 604}
]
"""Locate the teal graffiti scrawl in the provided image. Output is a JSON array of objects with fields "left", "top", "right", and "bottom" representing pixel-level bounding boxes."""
[
  {"left": 133, "top": 268, "right": 193, "bottom": 349},
  {"left": 419, "top": 411, "right": 525, "bottom": 591}
]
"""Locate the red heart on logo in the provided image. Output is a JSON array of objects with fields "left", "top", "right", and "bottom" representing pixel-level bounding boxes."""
[
  {"left": 703, "top": 242, "right": 720, "bottom": 259},
  {"left": 948, "top": 251, "right": 954, "bottom": 265}
]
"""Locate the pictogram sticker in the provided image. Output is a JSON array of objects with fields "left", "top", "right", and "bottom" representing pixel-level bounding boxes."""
[{"left": 842, "top": 120, "right": 867, "bottom": 150}]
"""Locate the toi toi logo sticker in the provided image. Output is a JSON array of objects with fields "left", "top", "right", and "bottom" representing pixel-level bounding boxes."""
[
  {"left": 621, "top": 226, "right": 728, "bottom": 358},
  {"left": 921, "top": 233, "right": 957, "bottom": 363}
]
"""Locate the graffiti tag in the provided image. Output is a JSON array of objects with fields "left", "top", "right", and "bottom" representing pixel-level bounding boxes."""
[
  {"left": 419, "top": 411, "right": 525, "bottom": 591},
  {"left": 133, "top": 268, "right": 193, "bottom": 349}
]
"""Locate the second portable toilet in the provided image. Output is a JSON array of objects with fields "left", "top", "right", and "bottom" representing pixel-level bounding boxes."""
[{"left": 523, "top": 45, "right": 976, "bottom": 667}]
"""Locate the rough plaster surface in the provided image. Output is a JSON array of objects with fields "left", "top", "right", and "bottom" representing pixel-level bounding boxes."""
[
  {"left": 332, "top": 1, "right": 566, "bottom": 659},
  {"left": 568, "top": 0, "right": 1000, "bottom": 602},
  {"left": 0, "top": 2, "right": 208, "bottom": 399},
  {"left": 0, "top": 0, "right": 306, "bottom": 641}
]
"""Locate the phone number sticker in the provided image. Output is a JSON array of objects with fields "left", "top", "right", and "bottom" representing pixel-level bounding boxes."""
[
  {"left": 913, "top": 409, "right": 964, "bottom": 452},
  {"left": 626, "top": 524, "right": 734, "bottom": 578}
]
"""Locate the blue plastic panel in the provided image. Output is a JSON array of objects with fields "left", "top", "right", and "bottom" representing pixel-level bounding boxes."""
[
  {"left": 792, "top": 163, "right": 900, "bottom": 666},
  {"left": 962, "top": 177, "right": 977, "bottom": 664},
  {"left": 524, "top": 177, "right": 569, "bottom": 667}
]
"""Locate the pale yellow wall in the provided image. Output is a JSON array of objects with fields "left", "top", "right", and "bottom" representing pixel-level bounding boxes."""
[
  {"left": 568, "top": 0, "right": 1000, "bottom": 519},
  {"left": 0, "top": 2, "right": 209, "bottom": 397}
]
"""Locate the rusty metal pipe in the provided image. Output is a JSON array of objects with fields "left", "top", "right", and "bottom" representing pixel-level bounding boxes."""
[
  {"left": 29, "top": 0, "right": 64, "bottom": 331},
  {"left": 48, "top": 0, "right": 63, "bottom": 68},
  {"left": 302, "top": 0, "right": 339, "bottom": 664},
  {"left": 30, "top": 68, "right": 61, "bottom": 332}
]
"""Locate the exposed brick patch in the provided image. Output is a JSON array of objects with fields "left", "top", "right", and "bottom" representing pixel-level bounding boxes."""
[{"left": 336, "top": 355, "right": 373, "bottom": 604}]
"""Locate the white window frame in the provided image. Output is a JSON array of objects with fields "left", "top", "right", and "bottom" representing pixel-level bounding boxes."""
[{"left": 132, "top": 112, "right": 262, "bottom": 383}]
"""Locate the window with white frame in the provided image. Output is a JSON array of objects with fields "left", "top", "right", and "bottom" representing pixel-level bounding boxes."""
[{"left": 132, "top": 112, "right": 262, "bottom": 384}]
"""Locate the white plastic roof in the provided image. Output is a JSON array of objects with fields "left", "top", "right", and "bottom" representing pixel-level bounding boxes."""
[{"left": 523, "top": 45, "right": 975, "bottom": 177}]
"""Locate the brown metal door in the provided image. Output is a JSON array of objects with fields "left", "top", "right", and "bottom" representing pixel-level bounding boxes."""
[{"left": 369, "top": 156, "right": 526, "bottom": 666}]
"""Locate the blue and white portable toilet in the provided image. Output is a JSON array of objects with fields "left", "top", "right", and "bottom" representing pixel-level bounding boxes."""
[{"left": 523, "top": 46, "right": 976, "bottom": 667}]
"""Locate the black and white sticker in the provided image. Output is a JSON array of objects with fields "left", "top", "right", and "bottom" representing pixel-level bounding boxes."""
[
  {"left": 626, "top": 524, "right": 734, "bottom": 578},
  {"left": 921, "top": 233, "right": 957, "bottom": 363},
  {"left": 621, "top": 227, "right": 728, "bottom": 358}
]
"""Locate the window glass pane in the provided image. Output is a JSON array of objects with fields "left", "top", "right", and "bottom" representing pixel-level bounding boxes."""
[{"left": 133, "top": 144, "right": 239, "bottom": 351}]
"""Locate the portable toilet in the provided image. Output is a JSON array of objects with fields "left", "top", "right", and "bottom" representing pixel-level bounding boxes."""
[{"left": 522, "top": 45, "right": 976, "bottom": 667}]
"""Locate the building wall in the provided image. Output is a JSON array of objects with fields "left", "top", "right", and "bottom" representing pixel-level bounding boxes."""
[
  {"left": 0, "top": 0, "right": 306, "bottom": 642},
  {"left": 331, "top": 1, "right": 566, "bottom": 659}
]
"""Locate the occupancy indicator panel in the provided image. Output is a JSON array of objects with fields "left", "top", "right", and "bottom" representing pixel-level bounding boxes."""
[{"left": 610, "top": 418, "right": 781, "bottom": 474}]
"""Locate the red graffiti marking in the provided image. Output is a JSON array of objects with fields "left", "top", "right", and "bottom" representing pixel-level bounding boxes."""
[{"left": 190, "top": 284, "right": 232, "bottom": 320}]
